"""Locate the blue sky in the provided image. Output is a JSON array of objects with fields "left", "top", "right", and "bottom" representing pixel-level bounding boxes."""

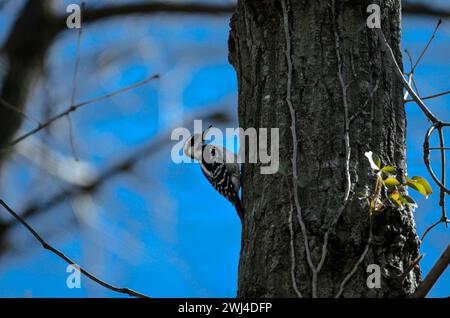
[{"left": 0, "top": 1, "right": 448, "bottom": 298}]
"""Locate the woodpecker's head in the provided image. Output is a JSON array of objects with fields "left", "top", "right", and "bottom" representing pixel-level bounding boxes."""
[{"left": 184, "top": 125, "right": 212, "bottom": 160}]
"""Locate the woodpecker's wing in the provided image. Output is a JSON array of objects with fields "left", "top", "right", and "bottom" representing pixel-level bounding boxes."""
[
  {"left": 221, "top": 148, "right": 241, "bottom": 191},
  {"left": 199, "top": 160, "right": 236, "bottom": 203},
  {"left": 204, "top": 144, "right": 241, "bottom": 193}
]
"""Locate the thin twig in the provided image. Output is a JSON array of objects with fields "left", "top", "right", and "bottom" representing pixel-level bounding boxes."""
[
  {"left": 437, "top": 126, "right": 447, "bottom": 226},
  {"left": 421, "top": 218, "right": 448, "bottom": 242},
  {"left": 0, "top": 97, "right": 42, "bottom": 126},
  {"left": 412, "top": 77, "right": 421, "bottom": 98},
  {"left": 405, "top": 90, "right": 450, "bottom": 103},
  {"left": 429, "top": 147, "right": 450, "bottom": 151},
  {"left": 0, "top": 199, "right": 150, "bottom": 298},
  {"left": 411, "top": 19, "right": 442, "bottom": 73},
  {"left": 3, "top": 74, "right": 160, "bottom": 150},
  {"left": 378, "top": 29, "right": 439, "bottom": 124},
  {"left": 421, "top": 123, "right": 450, "bottom": 242},
  {"left": 67, "top": 116, "right": 79, "bottom": 161},
  {"left": 395, "top": 21, "right": 450, "bottom": 242},
  {"left": 382, "top": 27, "right": 450, "bottom": 240},
  {"left": 423, "top": 124, "right": 450, "bottom": 195},
  {"left": 67, "top": 14, "right": 84, "bottom": 162},
  {"left": 404, "top": 49, "right": 414, "bottom": 72}
]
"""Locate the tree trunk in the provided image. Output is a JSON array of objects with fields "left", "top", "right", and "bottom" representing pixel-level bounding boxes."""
[
  {"left": 229, "top": 0, "right": 421, "bottom": 297},
  {"left": 0, "top": 0, "right": 58, "bottom": 157},
  {"left": 0, "top": 0, "right": 59, "bottom": 256}
]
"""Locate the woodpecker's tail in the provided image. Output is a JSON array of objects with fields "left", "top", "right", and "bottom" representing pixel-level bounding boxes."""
[{"left": 234, "top": 197, "right": 245, "bottom": 223}]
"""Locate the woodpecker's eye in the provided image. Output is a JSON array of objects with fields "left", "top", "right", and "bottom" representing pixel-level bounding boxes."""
[{"left": 211, "top": 147, "right": 216, "bottom": 156}]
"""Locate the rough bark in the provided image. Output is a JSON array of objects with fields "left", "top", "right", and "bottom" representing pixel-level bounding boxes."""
[{"left": 229, "top": 0, "right": 421, "bottom": 297}]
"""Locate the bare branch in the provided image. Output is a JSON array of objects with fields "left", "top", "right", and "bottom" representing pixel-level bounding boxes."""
[
  {"left": 0, "top": 199, "right": 150, "bottom": 298},
  {"left": 430, "top": 147, "right": 450, "bottom": 151},
  {"left": 61, "top": 1, "right": 450, "bottom": 27},
  {"left": 437, "top": 126, "right": 447, "bottom": 225},
  {"left": 414, "top": 245, "right": 450, "bottom": 298},
  {"left": 421, "top": 218, "right": 449, "bottom": 242},
  {"left": 411, "top": 19, "right": 442, "bottom": 73},
  {"left": 74, "top": 2, "right": 235, "bottom": 26},
  {"left": 66, "top": 12, "right": 84, "bottom": 162},
  {"left": 0, "top": 1, "right": 233, "bottom": 163},
  {"left": 0, "top": 97, "right": 42, "bottom": 126},
  {"left": 403, "top": 2, "right": 450, "bottom": 19},
  {"left": 378, "top": 29, "right": 439, "bottom": 124},
  {"left": 385, "top": 22, "right": 450, "bottom": 242},
  {"left": 405, "top": 90, "right": 450, "bottom": 103},
  {"left": 423, "top": 124, "right": 450, "bottom": 195},
  {"left": 2, "top": 74, "right": 159, "bottom": 150},
  {"left": 404, "top": 49, "right": 414, "bottom": 72}
]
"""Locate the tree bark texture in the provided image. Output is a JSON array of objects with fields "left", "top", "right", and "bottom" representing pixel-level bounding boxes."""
[{"left": 229, "top": 0, "right": 421, "bottom": 297}]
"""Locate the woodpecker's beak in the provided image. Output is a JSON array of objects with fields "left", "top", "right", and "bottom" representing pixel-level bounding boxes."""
[{"left": 202, "top": 125, "right": 212, "bottom": 141}]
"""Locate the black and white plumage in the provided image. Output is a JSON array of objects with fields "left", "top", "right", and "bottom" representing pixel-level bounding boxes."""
[{"left": 184, "top": 125, "right": 244, "bottom": 222}]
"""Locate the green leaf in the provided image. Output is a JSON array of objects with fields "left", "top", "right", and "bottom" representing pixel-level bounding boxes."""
[
  {"left": 381, "top": 166, "right": 397, "bottom": 175},
  {"left": 404, "top": 195, "right": 418, "bottom": 208},
  {"left": 411, "top": 176, "right": 432, "bottom": 196},
  {"left": 389, "top": 191, "right": 403, "bottom": 206},
  {"left": 383, "top": 177, "right": 400, "bottom": 187},
  {"left": 406, "top": 177, "right": 428, "bottom": 197}
]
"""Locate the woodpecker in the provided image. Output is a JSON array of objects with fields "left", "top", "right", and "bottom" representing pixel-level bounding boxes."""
[{"left": 184, "top": 125, "right": 244, "bottom": 222}]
